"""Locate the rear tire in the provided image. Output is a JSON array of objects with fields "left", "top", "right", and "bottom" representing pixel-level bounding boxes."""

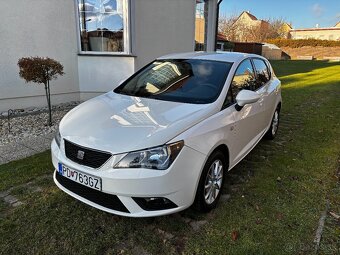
[
  {"left": 265, "top": 107, "right": 280, "bottom": 140},
  {"left": 193, "top": 150, "right": 226, "bottom": 212}
]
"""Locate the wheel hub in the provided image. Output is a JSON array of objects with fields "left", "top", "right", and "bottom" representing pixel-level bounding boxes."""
[{"left": 204, "top": 159, "right": 223, "bottom": 205}]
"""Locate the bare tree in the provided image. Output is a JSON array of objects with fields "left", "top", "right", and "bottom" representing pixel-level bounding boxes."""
[
  {"left": 219, "top": 14, "right": 290, "bottom": 42},
  {"left": 267, "top": 18, "right": 290, "bottom": 39},
  {"left": 219, "top": 14, "right": 239, "bottom": 41}
]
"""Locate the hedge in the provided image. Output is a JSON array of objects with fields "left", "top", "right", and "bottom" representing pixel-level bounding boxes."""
[{"left": 266, "top": 38, "right": 340, "bottom": 48}]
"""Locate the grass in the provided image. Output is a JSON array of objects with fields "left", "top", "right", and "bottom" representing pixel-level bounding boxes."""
[{"left": 0, "top": 60, "right": 339, "bottom": 255}]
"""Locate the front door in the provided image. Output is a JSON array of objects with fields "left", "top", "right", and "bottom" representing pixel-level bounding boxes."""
[{"left": 226, "top": 59, "right": 267, "bottom": 166}]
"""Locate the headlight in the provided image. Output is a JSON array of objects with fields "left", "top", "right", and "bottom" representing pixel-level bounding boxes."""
[
  {"left": 55, "top": 131, "right": 61, "bottom": 148},
  {"left": 114, "top": 141, "right": 184, "bottom": 170}
]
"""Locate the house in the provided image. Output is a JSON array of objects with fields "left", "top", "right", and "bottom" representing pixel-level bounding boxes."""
[
  {"left": 216, "top": 33, "right": 231, "bottom": 51},
  {"left": 289, "top": 22, "right": 340, "bottom": 40},
  {"left": 231, "top": 11, "right": 270, "bottom": 42},
  {"left": 280, "top": 23, "right": 293, "bottom": 39},
  {"left": 0, "top": 0, "right": 219, "bottom": 112}
]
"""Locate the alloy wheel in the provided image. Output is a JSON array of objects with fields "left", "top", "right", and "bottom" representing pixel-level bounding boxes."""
[
  {"left": 272, "top": 110, "right": 279, "bottom": 136},
  {"left": 204, "top": 159, "right": 223, "bottom": 205}
]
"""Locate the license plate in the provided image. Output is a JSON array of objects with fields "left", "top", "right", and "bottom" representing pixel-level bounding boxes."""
[{"left": 58, "top": 163, "right": 102, "bottom": 191}]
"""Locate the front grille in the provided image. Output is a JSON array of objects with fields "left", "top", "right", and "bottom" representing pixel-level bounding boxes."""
[
  {"left": 64, "top": 140, "right": 111, "bottom": 168},
  {"left": 56, "top": 173, "right": 129, "bottom": 213}
]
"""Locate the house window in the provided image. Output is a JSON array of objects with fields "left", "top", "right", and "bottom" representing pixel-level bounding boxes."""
[
  {"left": 216, "top": 42, "right": 223, "bottom": 51},
  {"left": 77, "top": 0, "right": 129, "bottom": 53},
  {"left": 195, "top": 0, "right": 209, "bottom": 51}
]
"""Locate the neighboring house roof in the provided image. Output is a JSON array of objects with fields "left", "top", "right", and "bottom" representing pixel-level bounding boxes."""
[
  {"left": 290, "top": 27, "right": 340, "bottom": 32},
  {"left": 262, "top": 43, "right": 281, "bottom": 50},
  {"left": 216, "top": 33, "right": 229, "bottom": 42},
  {"left": 243, "top": 11, "right": 258, "bottom": 21},
  {"left": 283, "top": 23, "right": 293, "bottom": 30},
  {"left": 234, "top": 11, "right": 258, "bottom": 22},
  {"left": 234, "top": 11, "right": 269, "bottom": 26},
  {"left": 291, "top": 21, "right": 340, "bottom": 32}
]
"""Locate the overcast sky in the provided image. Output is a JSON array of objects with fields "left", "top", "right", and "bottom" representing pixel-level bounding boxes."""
[{"left": 219, "top": 0, "right": 340, "bottom": 28}]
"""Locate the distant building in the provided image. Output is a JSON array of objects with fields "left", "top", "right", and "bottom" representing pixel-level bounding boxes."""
[
  {"left": 195, "top": 0, "right": 218, "bottom": 51},
  {"left": 231, "top": 11, "right": 270, "bottom": 42},
  {"left": 289, "top": 23, "right": 340, "bottom": 40},
  {"left": 280, "top": 23, "right": 293, "bottom": 39},
  {"left": 216, "top": 33, "right": 230, "bottom": 51}
]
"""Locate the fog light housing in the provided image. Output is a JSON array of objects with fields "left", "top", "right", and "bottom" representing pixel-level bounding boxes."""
[{"left": 132, "top": 197, "right": 177, "bottom": 211}]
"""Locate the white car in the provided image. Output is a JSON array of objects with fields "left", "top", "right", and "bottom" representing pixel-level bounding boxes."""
[{"left": 51, "top": 52, "right": 282, "bottom": 217}]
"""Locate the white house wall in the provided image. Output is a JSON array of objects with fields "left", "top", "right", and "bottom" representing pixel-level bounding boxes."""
[
  {"left": 0, "top": 0, "right": 217, "bottom": 112},
  {"left": 0, "top": 0, "right": 80, "bottom": 112},
  {"left": 77, "top": 55, "right": 135, "bottom": 101}
]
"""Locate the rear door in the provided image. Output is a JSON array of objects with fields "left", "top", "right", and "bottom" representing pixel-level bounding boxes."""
[{"left": 252, "top": 58, "right": 276, "bottom": 129}]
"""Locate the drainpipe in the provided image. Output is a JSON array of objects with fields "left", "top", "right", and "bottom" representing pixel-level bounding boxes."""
[{"left": 214, "top": 0, "right": 224, "bottom": 51}]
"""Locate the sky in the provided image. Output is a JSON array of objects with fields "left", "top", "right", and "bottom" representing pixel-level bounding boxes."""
[{"left": 219, "top": 0, "right": 340, "bottom": 28}]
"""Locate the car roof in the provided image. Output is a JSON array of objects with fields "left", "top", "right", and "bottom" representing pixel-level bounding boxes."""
[{"left": 158, "top": 51, "right": 263, "bottom": 63}]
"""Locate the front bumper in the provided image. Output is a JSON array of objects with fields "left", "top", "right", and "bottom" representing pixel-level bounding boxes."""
[{"left": 51, "top": 139, "right": 206, "bottom": 217}]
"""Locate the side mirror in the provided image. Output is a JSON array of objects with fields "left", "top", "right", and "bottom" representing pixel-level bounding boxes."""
[{"left": 235, "top": 90, "right": 261, "bottom": 111}]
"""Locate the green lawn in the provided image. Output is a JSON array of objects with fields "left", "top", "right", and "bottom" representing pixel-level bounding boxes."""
[{"left": 1, "top": 60, "right": 339, "bottom": 255}]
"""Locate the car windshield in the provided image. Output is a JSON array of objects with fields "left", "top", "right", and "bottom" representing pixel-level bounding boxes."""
[{"left": 114, "top": 59, "right": 233, "bottom": 104}]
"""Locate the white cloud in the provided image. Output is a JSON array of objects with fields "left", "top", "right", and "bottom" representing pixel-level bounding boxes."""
[{"left": 311, "top": 3, "right": 324, "bottom": 17}]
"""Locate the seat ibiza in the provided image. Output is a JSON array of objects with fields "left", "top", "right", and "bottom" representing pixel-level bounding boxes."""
[{"left": 52, "top": 52, "right": 282, "bottom": 217}]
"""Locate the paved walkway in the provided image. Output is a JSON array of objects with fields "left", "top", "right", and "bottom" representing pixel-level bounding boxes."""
[{"left": 0, "top": 132, "right": 55, "bottom": 165}]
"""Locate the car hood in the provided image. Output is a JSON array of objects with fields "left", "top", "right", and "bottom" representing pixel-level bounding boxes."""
[{"left": 59, "top": 91, "right": 216, "bottom": 154}]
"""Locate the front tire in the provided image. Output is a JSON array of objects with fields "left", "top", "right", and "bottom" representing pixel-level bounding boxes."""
[
  {"left": 265, "top": 107, "right": 280, "bottom": 140},
  {"left": 193, "top": 150, "right": 226, "bottom": 212}
]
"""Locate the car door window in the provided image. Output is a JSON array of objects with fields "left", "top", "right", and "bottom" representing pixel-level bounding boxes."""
[
  {"left": 253, "top": 59, "right": 270, "bottom": 88},
  {"left": 230, "top": 59, "right": 257, "bottom": 102},
  {"left": 222, "top": 86, "right": 234, "bottom": 109}
]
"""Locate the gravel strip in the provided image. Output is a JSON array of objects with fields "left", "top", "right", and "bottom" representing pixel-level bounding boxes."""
[{"left": 0, "top": 102, "right": 80, "bottom": 146}]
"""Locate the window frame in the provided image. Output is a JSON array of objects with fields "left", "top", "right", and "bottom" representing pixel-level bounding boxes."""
[
  {"left": 251, "top": 57, "right": 272, "bottom": 87},
  {"left": 222, "top": 57, "right": 273, "bottom": 110},
  {"left": 114, "top": 58, "right": 233, "bottom": 104},
  {"left": 222, "top": 58, "right": 257, "bottom": 110},
  {"left": 75, "top": 0, "right": 131, "bottom": 55}
]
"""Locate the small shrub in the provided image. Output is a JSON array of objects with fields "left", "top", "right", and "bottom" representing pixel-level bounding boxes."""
[{"left": 18, "top": 57, "right": 64, "bottom": 126}]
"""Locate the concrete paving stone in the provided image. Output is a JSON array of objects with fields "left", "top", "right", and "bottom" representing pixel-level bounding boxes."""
[
  {"left": 1, "top": 147, "right": 37, "bottom": 164},
  {"left": 0, "top": 143, "right": 28, "bottom": 155},
  {"left": 220, "top": 194, "right": 231, "bottom": 202},
  {"left": 18, "top": 136, "right": 51, "bottom": 152},
  {"left": 3, "top": 195, "right": 18, "bottom": 204},
  {"left": 0, "top": 191, "right": 10, "bottom": 198},
  {"left": 190, "top": 220, "right": 208, "bottom": 231},
  {"left": 12, "top": 201, "right": 24, "bottom": 207}
]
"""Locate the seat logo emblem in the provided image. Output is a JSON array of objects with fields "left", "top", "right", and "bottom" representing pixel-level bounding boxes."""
[{"left": 77, "top": 150, "right": 85, "bottom": 160}]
